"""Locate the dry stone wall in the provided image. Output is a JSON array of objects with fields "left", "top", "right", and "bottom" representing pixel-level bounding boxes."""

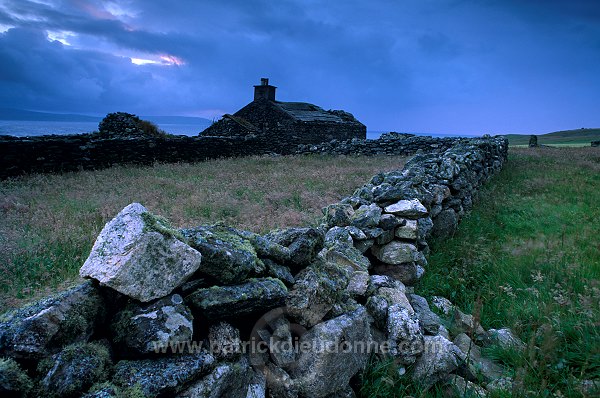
[{"left": 0, "top": 136, "right": 519, "bottom": 398}]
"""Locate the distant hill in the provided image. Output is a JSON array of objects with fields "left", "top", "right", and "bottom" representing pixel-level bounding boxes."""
[{"left": 506, "top": 128, "right": 600, "bottom": 146}]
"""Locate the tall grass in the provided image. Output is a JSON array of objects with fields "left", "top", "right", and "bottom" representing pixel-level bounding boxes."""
[
  {"left": 0, "top": 155, "right": 406, "bottom": 311},
  {"left": 412, "top": 147, "right": 600, "bottom": 397}
]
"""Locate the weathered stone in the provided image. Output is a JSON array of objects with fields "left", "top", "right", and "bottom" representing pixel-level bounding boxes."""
[
  {"left": 186, "top": 278, "right": 287, "bottom": 320},
  {"left": 365, "top": 295, "right": 389, "bottom": 330},
  {"left": 176, "top": 357, "right": 254, "bottom": 398},
  {"left": 324, "top": 385, "right": 356, "bottom": 397},
  {"left": 387, "top": 304, "right": 423, "bottom": 365},
  {"left": 246, "top": 368, "right": 267, "bottom": 398},
  {"left": 362, "top": 227, "right": 384, "bottom": 239},
  {"left": 379, "top": 214, "right": 405, "bottom": 231},
  {"left": 366, "top": 275, "right": 406, "bottom": 296},
  {"left": 113, "top": 352, "right": 215, "bottom": 398},
  {"left": 379, "top": 287, "right": 413, "bottom": 314},
  {"left": 263, "top": 259, "right": 295, "bottom": 287},
  {"left": 265, "top": 363, "right": 298, "bottom": 398},
  {"left": 395, "top": 219, "right": 418, "bottom": 240},
  {"left": 208, "top": 322, "right": 242, "bottom": 360},
  {"left": 181, "top": 225, "right": 259, "bottom": 284},
  {"left": 40, "top": 342, "right": 112, "bottom": 398},
  {"left": 292, "top": 306, "right": 371, "bottom": 398},
  {"left": 372, "top": 263, "right": 421, "bottom": 285},
  {"left": 409, "top": 294, "right": 442, "bottom": 335},
  {"left": 238, "top": 231, "right": 291, "bottom": 265},
  {"left": 417, "top": 217, "right": 434, "bottom": 240},
  {"left": 112, "top": 294, "right": 193, "bottom": 355},
  {"left": 346, "top": 271, "right": 370, "bottom": 297},
  {"left": 486, "top": 328, "right": 526, "bottom": 351},
  {"left": 431, "top": 296, "right": 454, "bottom": 315},
  {"left": 372, "top": 182, "right": 417, "bottom": 204},
  {"left": 286, "top": 261, "right": 351, "bottom": 327},
  {"left": 383, "top": 199, "right": 428, "bottom": 219},
  {"left": 486, "top": 376, "right": 514, "bottom": 395},
  {"left": 344, "top": 226, "right": 367, "bottom": 240},
  {"left": 323, "top": 203, "right": 355, "bottom": 227},
  {"left": 80, "top": 203, "right": 202, "bottom": 302},
  {"left": 371, "top": 241, "right": 418, "bottom": 264},
  {"left": 349, "top": 203, "right": 382, "bottom": 229},
  {"left": 354, "top": 239, "right": 374, "bottom": 254},
  {"left": 412, "top": 335, "right": 465, "bottom": 389},
  {"left": 452, "top": 309, "right": 486, "bottom": 340},
  {"left": 375, "top": 229, "right": 395, "bottom": 245},
  {"left": 453, "top": 333, "right": 504, "bottom": 383},
  {"left": 325, "top": 227, "right": 353, "bottom": 247},
  {"left": 324, "top": 243, "right": 370, "bottom": 272},
  {"left": 0, "top": 281, "right": 105, "bottom": 360},
  {"left": 432, "top": 209, "right": 458, "bottom": 240},
  {"left": 264, "top": 227, "right": 325, "bottom": 269},
  {"left": 0, "top": 358, "right": 32, "bottom": 397},
  {"left": 443, "top": 375, "right": 487, "bottom": 397}
]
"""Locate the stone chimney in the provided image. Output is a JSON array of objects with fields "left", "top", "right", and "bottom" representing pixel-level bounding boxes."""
[{"left": 253, "top": 78, "right": 277, "bottom": 101}]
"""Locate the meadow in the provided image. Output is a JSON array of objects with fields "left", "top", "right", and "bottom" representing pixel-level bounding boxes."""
[
  {"left": 0, "top": 154, "right": 406, "bottom": 310},
  {"left": 361, "top": 147, "right": 600, "bottom": 397}
]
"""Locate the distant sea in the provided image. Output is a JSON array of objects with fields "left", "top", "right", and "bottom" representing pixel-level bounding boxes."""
[
  {"left": 0, "top": 122, "right": 465, "bottom": 140},
  {"left": 0, "top": 120, "right": 209, "bottom": 137}
]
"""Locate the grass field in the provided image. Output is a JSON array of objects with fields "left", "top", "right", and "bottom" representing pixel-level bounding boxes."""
[
  {"left": 0, "top": 155, "right": 407, "bottom": 311},
  {"left": 506, "top": 128, "right": 600, "bottom": 147},
  {"left": 360, "top": 147, "right": 600, "bottom": 397}
]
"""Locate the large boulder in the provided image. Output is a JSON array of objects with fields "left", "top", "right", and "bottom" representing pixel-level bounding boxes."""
[
  {"left": 113, "top": 352, "right": 215, "bottom": 398},
  {"left": 186, "top": 278, "right": 288, "bottom": 320},
  {"left": 111, "top": 294, "right": 193, "bottom": 356},
  {"left": 40, "top": 342, "right": 112, "bottom": 397},
  {"left": 80, "top": 203, "right": 202, "bottom": 302},
  {"left": 181, "top": 225, "right": 261, "bottom": 284},
  {"left": 292, "top": 306, "right": 371, "bottom": 397},
  {"left": 0, "top": 281, "right": 105, "bottom": 360}
]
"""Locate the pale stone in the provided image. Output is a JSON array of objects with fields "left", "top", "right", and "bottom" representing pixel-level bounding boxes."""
[
  {"left": 383, "top": 199, "right": 428, "bottom": 218},
  {"left": 79, "top": 203, "right": 202, "bottom": 302},
  {"left": 395, "top": 219, "right": 418, "bottom": 240},
  {"left": 371, "top": 241, "right": 418, "bottom": 264}
]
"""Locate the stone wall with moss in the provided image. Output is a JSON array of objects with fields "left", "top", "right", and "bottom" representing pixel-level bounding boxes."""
[{"left": 0, "top": 136, "right": 519, "bottom": 398}]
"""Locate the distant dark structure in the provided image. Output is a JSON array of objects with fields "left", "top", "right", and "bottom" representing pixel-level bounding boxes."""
[
  {"left": 528, "top": 135, "right": 538, "bottom": 147},
  {"left": 592, "top": 140, "right": 599, "bottom": 147},
  {"left": 201, "top": 78, "right": 366, "bottom": 146}
]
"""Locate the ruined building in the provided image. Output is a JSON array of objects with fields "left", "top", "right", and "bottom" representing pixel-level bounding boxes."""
[{"left": 201, "top": 78, "right": 366, "bottom": 145}]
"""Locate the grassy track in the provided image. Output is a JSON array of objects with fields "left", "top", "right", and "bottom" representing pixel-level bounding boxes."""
[
  {"left": 0, "top": 155, "right": 407, "bottom": 311},
  {"left": 360, "top": 147, "right": 600, "bottom": 397}
]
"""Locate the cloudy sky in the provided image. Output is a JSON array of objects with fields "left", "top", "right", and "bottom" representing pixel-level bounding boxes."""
[{"left": 0, "top": 0, "right": 598, "bottom": 134}]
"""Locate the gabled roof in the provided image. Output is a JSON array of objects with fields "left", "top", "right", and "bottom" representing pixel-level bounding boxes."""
[{"left": 273, "top": 101, "right": 346, "bottom": 123}]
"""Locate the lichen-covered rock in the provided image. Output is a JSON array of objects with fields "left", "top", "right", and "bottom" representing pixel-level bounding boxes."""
[
  {"left": 383, "top": 199, "right": 428, "bottom": 218},
  {"left": 292, "top": 306, "right": 371, "bottom": 398},
  {"left": 263, "top": 259, "right": 295, "bottom": 287},
  {"left": 324, "top": 243, "right": 370, "bottom": 272},
  {"left": 176, "top": 357, "right": 254, "bottom": 398},
  {"left": 0, "top": 281, "right": 105, "bottom": 360},
  {"left": 431, "top": 296, "right": 454, "bottom": 315},
  {"left": 265, "top": 363, "right": 298, "bottom": 398},
  {"left": 379, "top": 214, "right": 405, "bottom": 231},
  {"left": 395, "top": 219, "right": 418, "bottom": 240},
  {"left": 443, "top": 375, "right": 488, "bottom": 397},
  {"left": 485, "top": 328, "right": 526, "bottom": 351},
  {"left": 286, "top": 261, "right": 351, "bottom": 327},
  {"left": 411, "top": 335, "right": 465, "bottom": 389},
  {"left": 40, "top": 342, "right": 112, "bottom": 398},
  {"left": 452, "top": 309, "right": 486, "bottom": 340},
  {"left": 371, "top": 241, "right": 418, "bottom": 265},
  {"left": 181, "top": 225, "right": 259, "bottom": 284},
  {"left": 349, "top": 204, "right": 382, "bottom": 229},
  {"left": 365, "top": 295, "right": 389, "bottom": 330},
  {"left": 207, "top": 322, "right": 241, "bottom": 360},
  {"left": 346, "top": 271, "right": 369, "bottom": 297},
  {"left": 324, "top": 227, "right": 353, "bottom": 247},
  {"left": 409, "top": 294, "right": 442, "bottom": 335},
  {"left": 0, "top": 358, "right": 32, "bottom": 397},
  {"left": 186, "top": 278, "right": 288, "bottom": 320},
  {"left": 113, "top": 351, "right": 215, "bottom": 398},
  {"left": 453, "top": 333, "right": 504, "bottom": 383},
  {"left": 264, "top": 228, "right": 325, "bottom": 269},
  {"left": 417, "top": 217, "right": 434, "bottom": 240},
  {"left": 111, "top": 294, "right": 193, "bottom": 356},
  {"left": 372, "top": 262, "right": 422, "bottom": 286},
  {"left": 80, "top": 203, "right": 202, "bottom": 302},
  {"left": 387, "top": 304, "right": 423, "bottom": 365},
  {"left": 432, "top": 209, "right": 458, "bottom": 240},
  {"left": 323, "top": 203, "right": 355, "bottom": 227}
]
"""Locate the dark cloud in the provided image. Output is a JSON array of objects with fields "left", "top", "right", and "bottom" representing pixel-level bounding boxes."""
[{"left": 0, "top": 0, "right": 598, "bottom": 133}]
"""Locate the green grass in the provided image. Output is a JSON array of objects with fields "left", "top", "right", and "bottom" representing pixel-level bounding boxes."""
[
  {"left": 361, "top": 147, "right": 600, "bottom": 397},
  {"left": 0, "top": 154, "right": 407, "bottom": 311},
  {"left": 506, "top": 128, "right": 600, "bottom": 146}
]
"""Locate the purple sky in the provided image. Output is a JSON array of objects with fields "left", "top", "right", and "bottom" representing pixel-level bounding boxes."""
[{"left": 0, "top": 0, "right": 599, "bottom": 135}]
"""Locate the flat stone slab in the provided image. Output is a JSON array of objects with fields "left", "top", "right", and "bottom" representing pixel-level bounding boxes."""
[
  {"left": 383, "top": 199, "right": 428, "bottom": 219},
  {"left": 80, "top": 203, "right": 202, "bottom": 302}
]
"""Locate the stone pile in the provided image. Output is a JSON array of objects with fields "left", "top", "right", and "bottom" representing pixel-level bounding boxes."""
[
  {"left": 96, "top": 112, "right": 166, "bottom": 140},
  {"left": 0, "top": 137, "right": 519, "bottom": 397}
]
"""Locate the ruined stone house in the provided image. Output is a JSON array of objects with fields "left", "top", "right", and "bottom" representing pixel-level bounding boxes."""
[{"left": 201, "top": 78, "right": 366, "bottom": 145}]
